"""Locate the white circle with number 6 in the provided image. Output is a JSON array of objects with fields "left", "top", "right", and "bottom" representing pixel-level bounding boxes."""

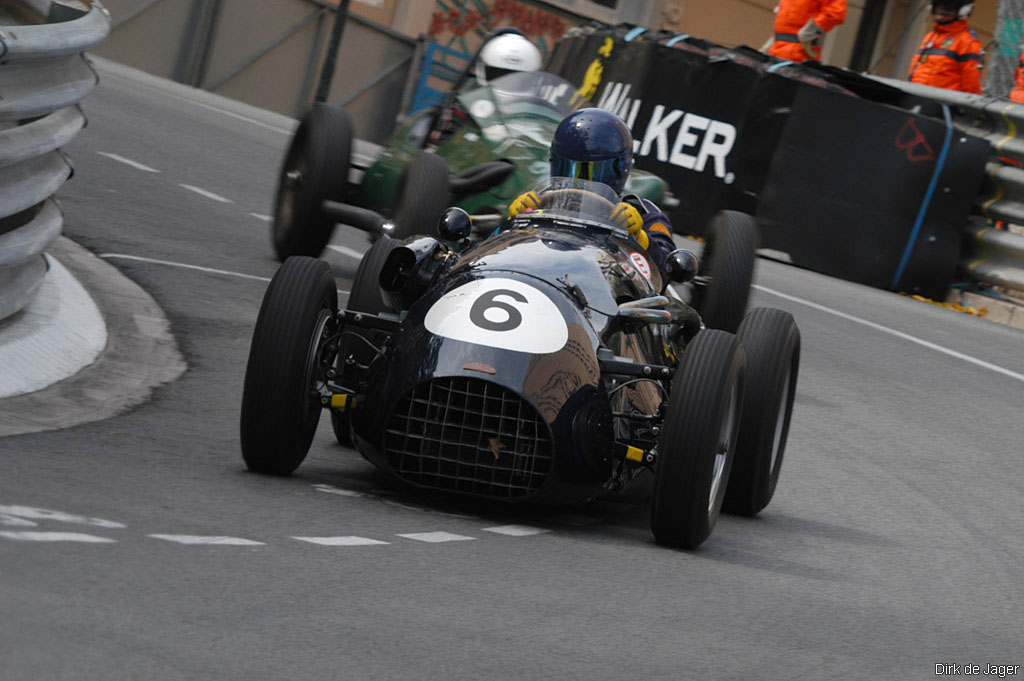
[{"left": 424, "top": 278, "right": 568, "bottom": 354}]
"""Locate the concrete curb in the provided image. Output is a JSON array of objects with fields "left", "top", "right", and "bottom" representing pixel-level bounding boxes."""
[{"left": 0, "top": 237, "right": 186, "bottom": 437}]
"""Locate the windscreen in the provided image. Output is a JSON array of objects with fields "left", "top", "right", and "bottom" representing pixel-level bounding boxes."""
[
  {"left": 516, "top": 177, "right": 623, "bottom": 231},
  {"left": 488, "top": 72, "right": 583, "bottom": 120}
]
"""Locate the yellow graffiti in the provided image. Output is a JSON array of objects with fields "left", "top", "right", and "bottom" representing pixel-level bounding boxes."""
[
  {"left": 571, "top": 38, "right": 615, "bottom": 109},
  {"left": 572, "top": 58, "right": 604, "bottom": 108}
]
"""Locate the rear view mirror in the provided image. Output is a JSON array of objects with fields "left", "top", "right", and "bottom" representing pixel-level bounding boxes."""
[
  {"left": 664, "top": 249, "right": 699, "bottom": 283},
  {"left": 437, "top": 207, "right": 472, "bottom": 242}
]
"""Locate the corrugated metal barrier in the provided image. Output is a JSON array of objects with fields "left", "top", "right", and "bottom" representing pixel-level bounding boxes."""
[
  {"left": 0, "top": 1, "right": 110, "bottom": 322},
  {"left": 877, "top": 77, "right": 1024, "bottom": 294}
]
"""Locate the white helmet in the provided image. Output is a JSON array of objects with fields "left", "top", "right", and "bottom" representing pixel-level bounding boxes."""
[{"left": 475, "top": 33, "right": 543, "bottom": 84}]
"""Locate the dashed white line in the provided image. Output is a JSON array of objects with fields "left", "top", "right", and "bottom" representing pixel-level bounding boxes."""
[
  {"left": 0, "top": 531, "right": 116, "bottom": 543},
  {"left": 328, "top": 244, "right": 366, "bottom": 260},
  {"left": 397, "top": 532, "right": 476, "bottom": 543},
  {"left": 293, "top": 536, "right": 389, "bottom": 546},
  {"left": 180, "top": 184, "right": 233, "bottom": 203},
  {"left": 250, "top": 213, "right": 272, "bottom": 221},
  {"left": 97, "top": 152, "right": 160, "bottom": 173},
  {"left": 0, "top": 505, "right": 125, "bottom": 528},
  {"left": 482, "top": 525, "right": 551, "bottom": 537},
  {"left": 754, "top": 284, "right": 1024, "bottom": 384},
  {"left": 100, "top": 254, "right": 272, "bottom": 282},
  {"left": 149, "top": 535, "right": 264, "bottom": 545}
]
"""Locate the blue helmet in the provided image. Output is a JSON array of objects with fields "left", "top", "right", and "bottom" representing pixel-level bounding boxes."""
[{"left": 550, "top": 108, "right": 633, "bottom": 195}]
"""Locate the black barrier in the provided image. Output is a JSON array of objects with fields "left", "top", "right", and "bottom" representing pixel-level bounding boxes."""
[{"left": 546, "top": 30, "right": 989, "bottom": 297}]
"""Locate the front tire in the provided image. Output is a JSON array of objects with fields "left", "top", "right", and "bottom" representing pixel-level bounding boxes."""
[
  {"left": 724, "top": 308, "right": 800, "bottom": 516},
  {"left": 651, "top": 329, "right": 745, "bottom": 549},
  {"left": 391, "top": 153, "right": 451, "bottom": 240},
  {"left": 272, "top": 104, "right": 353, "bottom": 260},
  {"left": 240, "top": 257, "right": 338, "bottom": 474},
  {"left": 694, "top": 211, "right": 758, "bottom": 333}
]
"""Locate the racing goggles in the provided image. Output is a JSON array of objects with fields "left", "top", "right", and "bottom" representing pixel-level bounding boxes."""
[{"left": 550, "top": 154, "right": 628, "bottom": 194}]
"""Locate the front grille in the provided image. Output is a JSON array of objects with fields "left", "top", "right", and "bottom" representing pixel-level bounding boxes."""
[{"left": 384, "top": 377, "right": 553, "bottom": 499}]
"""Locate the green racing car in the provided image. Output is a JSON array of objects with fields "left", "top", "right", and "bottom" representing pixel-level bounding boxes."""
[{"left": 270, "top": 68, "right": 675, "bottom": 260}]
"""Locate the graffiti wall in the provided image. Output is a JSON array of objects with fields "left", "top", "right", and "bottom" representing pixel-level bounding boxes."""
[{"left": 428, "top": 0, "right": 578, "bottom": 56}]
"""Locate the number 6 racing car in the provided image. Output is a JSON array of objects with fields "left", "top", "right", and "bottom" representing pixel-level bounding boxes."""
[{"left": 240, "top": 178, "right": 800, "bottom": 549}]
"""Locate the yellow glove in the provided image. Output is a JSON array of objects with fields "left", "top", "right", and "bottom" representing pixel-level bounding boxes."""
[
  {"left": 508, "top": 191, "right": 540, "bottom": 218},
  {"left": 611, "top": 202, "right": 648, "bottom": 249}
]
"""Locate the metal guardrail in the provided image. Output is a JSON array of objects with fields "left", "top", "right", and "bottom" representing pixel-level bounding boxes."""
[
  {"left": 875, "top": 76, "right": 1024, "bottom": 293},
  {"left": 0, "top": 1, "right": 110, "bottom": 322}
]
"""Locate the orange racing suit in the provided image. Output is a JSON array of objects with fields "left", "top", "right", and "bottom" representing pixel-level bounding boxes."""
[
  {"left": 767, "top": 0, "right": 847, "bottom": 63},
  {"left": 1010, "top": 55, "right": 1024, "bottom": 103},
  {"left": 908, "top": 20, "right": 984, "bottom": 94}
]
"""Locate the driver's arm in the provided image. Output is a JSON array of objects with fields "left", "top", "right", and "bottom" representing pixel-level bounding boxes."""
[{"left": 623, "top": 196, "right": 675, "bottom": 273}]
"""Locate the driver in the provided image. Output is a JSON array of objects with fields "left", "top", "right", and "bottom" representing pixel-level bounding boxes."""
[
  {"left": 507, "top": 108, "right": 676, "bottom": 274},
  {"left": 430, "top": 32, "right": 543, "bottom": 145}
]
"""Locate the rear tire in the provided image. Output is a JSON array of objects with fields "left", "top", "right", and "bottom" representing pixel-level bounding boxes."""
[
  {"left": 651, "top": 330, "right": 745, "bottom": 549},
  {"left": 240, "top": 257, "right": 338, "bottom": 474},
  {"left": 272, "top": 104, "right": 352, "bottom": 260},
  {"left": 695, "top": 211, "right": 758, "bottom": 333},
  {"left": 330, "top": 237, "right": 400, "bottom": 446},
  {"left": 392, "top": 153, "right": 450, "bottom": 240},
  {"left": 724, "top": 308, "right": 800, "bottom": 516}
]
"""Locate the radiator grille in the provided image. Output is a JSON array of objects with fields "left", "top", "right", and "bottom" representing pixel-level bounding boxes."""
[{"left": 384, "top": 377, "right": 553, "bottom": 499}]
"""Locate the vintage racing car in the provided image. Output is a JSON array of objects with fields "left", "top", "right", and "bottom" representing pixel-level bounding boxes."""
[{"left": 240, "top": 178, "right": 800, "bottom": 549}]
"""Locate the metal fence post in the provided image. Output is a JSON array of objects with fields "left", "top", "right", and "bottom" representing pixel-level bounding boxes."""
[
  {"left": 315, "top": 0, "right": 351, "bottom": 103},
  {"left": 985, "top": 0, "right": 1024, "bottom": 98},
  {"left": 173, "top": 0, "right": 222, "bottom": 87}
]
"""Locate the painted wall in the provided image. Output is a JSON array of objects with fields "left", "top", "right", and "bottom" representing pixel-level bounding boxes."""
[{"left": 425, "top": 0, "right": 579, "bottom": 57}]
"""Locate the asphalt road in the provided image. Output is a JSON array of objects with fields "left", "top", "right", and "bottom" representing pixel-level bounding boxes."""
[{"left": 2, "top": 59, "right": 1023, "bottom": 681}]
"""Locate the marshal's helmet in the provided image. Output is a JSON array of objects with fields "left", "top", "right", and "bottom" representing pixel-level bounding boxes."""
[
  {"left": 475, "top": 33, "right": 543, "bottom": 84},
  {"left": 930, "top": 0, "right": 973, "bottom": 20},
  {"left": 550, "top": 108, "right": 633, "bottom": 195}
]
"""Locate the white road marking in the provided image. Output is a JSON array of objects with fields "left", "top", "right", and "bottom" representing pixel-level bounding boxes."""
[
  {"left": 149, "top": 535, "right": 265, "bottom": 545},
  {"left": 180, "top": 184, "right": 233, "bottom": 203},
  {"left": 0, "top": 514, "right": 37, "bottom": 527},
  {"left": 292, "top": 536, "right": 389, "bottom": 546},
  {"left": 97, "top": 152, "right": 160, "bottom": 173},
  {"left": 100, "top": 254, "right": 272, "bottom": 282},
  {"left": 250, "top": 213, "right": 272, "bottom": 221},
  {"left": 482, "top": 525, "right": 551, "bottom": 537},
  {"left": 754, "top": 284, "right": 1024, "bottom": 384},
  {"left": 0, "top": 531, "right": 116, "bottom": 543},
  {"left": 0, "top": 505, "right": 125, "bottom": 529},
  {"left": 100, "top": 254, "right": 351, "bottom": 294},
  {"left": 99, "top": 67, "right": 294, "bottom": 135},
  {"left": 328, "top": 244, "right": 365, "bottom": 260},
  {"left": 312, "top": 484, "right": 363, "bottom": 497},
  {"left": 396, "top": 532, "right": 476, "bottom": 543}
]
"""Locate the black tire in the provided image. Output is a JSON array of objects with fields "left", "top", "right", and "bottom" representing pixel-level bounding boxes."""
[
  {"left": 391, "top": 153, "right": 450, "bottom": 240},
  {"left": 724, "top": 308, "right": 800, "bottom": 516},
  {"left": 272, "top": 104, "right": 353, "bottom": 261},
  {"left": 240, "top": 257, "right": 338, "bottom": 474},
  {"left": 696, "top": 211, "right": 758, "bottom": 333},
  {"left": 651, "top": 330, "right": 745, "bottom": 549},
  {"left": 330, "top": 237, "right": 400, "bottom": 446}
]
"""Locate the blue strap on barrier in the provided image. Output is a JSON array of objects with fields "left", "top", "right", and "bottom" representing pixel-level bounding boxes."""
[
  {"left": 767, "top": 60, "right": 794, "bottom": 73},
  {"left": 624, "top": 27, "right": 647, "bottom": 42},
  {"left": 890, "top": 104, "right": 954, "bottom": 291},
  {"left": 666, "top": 34, "right": 690, "bottom": 46}
]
